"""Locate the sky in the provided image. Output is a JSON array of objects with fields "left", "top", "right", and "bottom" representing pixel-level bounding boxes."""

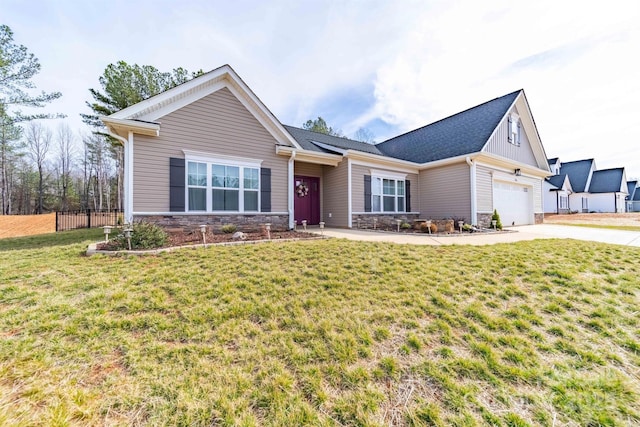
[{"left": 4, "top": 0, "right": 640, "bottom": 177}]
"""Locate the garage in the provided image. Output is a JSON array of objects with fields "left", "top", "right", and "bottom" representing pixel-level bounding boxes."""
[{"left": 493, "top": 181, "right": 533, "bottom": 226}]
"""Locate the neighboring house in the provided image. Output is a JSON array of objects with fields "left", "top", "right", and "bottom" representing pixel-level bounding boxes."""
[
  {"left": 549, "top": 158, "right": 628, "bottom": 213},
  {"left": 559, "top": 159, "right": 597, "bottom": 213},
  {"left": 633, "top": 186, "right": 640, "bottom": 212},
  {"left": 626, "top": 180, "right": 637, "bottom": 212},
  {"left": 543, "top": 167, "right": 572, "bottom": 214},
  {"left": 101, "top": 65, "right": 551, "bottom": 230},
  {"left": 587, "top": 168, "right": 628, "bottom": 213}
]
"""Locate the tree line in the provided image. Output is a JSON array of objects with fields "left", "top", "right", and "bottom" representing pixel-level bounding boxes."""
[{"left": 1, "top": 24, "right": 373, "bottom": 215}]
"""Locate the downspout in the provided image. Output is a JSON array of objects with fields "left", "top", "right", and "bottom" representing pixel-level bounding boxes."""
[
  {"left": 347, "top": 158, "right": 352, "bottom": 228},
  {"left": 288, "top": 151, "right": 296, "bottom": 229},
  {"left": 106, "top": 128, "right": 132, "bottom": 224},
  {"left": 466, "top": 156, "right": 477, "bottom": 225}
]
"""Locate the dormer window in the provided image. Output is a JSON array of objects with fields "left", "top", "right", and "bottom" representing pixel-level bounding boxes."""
[{"left": 508, "top": 113, "right": 520, "bottom": 146}]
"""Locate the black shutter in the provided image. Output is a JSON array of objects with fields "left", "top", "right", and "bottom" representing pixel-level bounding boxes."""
[
  {"left": 169, "top": 157, "right": 185, "bottom": 212},
  {"left": 405, "top": 180, "right": 411, "bottom": 212},
  {"left": 261, "top": 168, "right": 271, "bottom": 212},
  {"left": 364, "top": 175, "right": 372, "bottom": 212}
]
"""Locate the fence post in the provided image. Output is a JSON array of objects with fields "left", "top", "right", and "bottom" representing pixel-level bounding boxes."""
[
  {"left": 56, "top": 211, "right": 59, "bottom": 232},
  {"left": 87, "top": 209, "right": 91, "bottom": 229}
]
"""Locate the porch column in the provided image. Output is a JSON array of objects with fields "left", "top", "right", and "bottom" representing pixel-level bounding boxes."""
[
  {"left": 288, "top": 152, "right": 295, "bottom": 229},
  {"left": 125, "top": 131, "right": 134, "bottom": 224}
]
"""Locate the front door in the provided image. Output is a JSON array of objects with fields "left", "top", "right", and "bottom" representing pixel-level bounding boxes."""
[{"left": 294, "top": 176, "right": 320, "bottom": 225}]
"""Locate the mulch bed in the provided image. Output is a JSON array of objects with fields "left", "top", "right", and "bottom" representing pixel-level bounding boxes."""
[{"left": 96, "top": 229, "right": 317, "bottom": 251}]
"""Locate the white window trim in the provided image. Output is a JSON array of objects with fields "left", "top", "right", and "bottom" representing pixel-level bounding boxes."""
[
  {"left": 185, "top": 155, "right": 262, "bottom": 213},
  {"left": 509, "top": 113, "right": 521, "bottom": 146},
  {"left": 371, "top": 174, "right": 406, "bottom": 213}
]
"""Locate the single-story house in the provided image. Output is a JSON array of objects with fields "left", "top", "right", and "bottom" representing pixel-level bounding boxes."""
[
  {"left": 587, "top": 168, "right": 628, "bottom": 213},
  {"left": 633, "top": 185, "right": 640, "bottom": 212},
  {"left": 558, "top": 159, "right": 596, "bottom": 213},
  {"left": 543, "top": 172, "right": 572, "bottom": 214},
  {"left": 101, "top": 64, "right": 551, "bottom": 230}
]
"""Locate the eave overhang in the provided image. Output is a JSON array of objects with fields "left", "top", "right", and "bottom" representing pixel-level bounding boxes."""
[{"left": 101, "top": 117, "right": 160, "bottom": 138}]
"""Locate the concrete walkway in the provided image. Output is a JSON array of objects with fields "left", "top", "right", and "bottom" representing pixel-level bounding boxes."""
[{"left": 310, "top": 224, "right": 640, "bottom": 247}]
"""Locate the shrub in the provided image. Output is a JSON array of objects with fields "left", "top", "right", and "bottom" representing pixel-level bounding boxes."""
[
  {"left": 420, "top": 222, "right": 438, "bottom": 233},
  {"left": 491, "top": 209, "right": 503, "bottom": 230},
  {"left": 221, "top": 224, "right": 238, "bottom": 234},
  {"left": 112, "top": 221, "right": 168, "bottom": 250},
  {"left": 400, "top": 222, "right": 412, "bottom": 230},
  {"left": 444, "top": 222, "right": 454, "bottom": 233},
  {"left": 462, "top": 223, "right": 473, "bottom": 232}
]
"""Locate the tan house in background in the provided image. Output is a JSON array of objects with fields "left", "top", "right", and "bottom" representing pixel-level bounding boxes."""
[{"left": 102, "top": 65, "right": 550, "bottom": 230}]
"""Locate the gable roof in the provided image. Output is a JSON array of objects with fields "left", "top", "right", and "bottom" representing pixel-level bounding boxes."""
[
  {"left": 559, "top": 159, "right": 594, "bottom": 193},
  {"left": 626, "top": 180, "right": 637, "bottom": 200},
  {"left": 284, "top": 125, "right": 384, "bottom": 156},
  {"left": 547, "top": 174, "right": 572, "bottom": 192},
  {"left": 547, "top": 157, "right": 559, "bottom": 166},
  {"left": 634, "top": 188, "right": 640, "bottom": 201},
  {"left": 375, "top": 90, "right": 521, "bottom": 163},
  {"left": 588, "top": 168, "right": 626, "bottom": 193},
  {"left": 103, "top": 64, "right": 301, "bottom": 149}
]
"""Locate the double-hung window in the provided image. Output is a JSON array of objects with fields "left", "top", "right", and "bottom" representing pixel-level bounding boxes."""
[
  {"left": 186, "top": 155, "right": 260, "bottom": 212},
  {"left": 371, "top": 174, "right": 405, "bottom": 213}
]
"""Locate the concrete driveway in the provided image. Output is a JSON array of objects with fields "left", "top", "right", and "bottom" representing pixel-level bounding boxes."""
[{"left": 313, "top": 224, "right": 640, "bottom": 247}]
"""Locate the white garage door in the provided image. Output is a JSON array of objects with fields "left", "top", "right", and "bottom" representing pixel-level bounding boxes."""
[{"left": 493, "top": 181, "right": 532, "bottom": 226}]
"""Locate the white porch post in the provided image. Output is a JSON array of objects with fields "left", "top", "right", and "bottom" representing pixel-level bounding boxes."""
[
  {"left": 347, "top": 158, "right": 352, "bottom": 228},
  {"left": 124, "top": 131, "right": 134, "bottom": 224},
  {"left": 467, "top": 157, "right": 477, "bottom": 225},
  {"left": 288, "top": 151, "right": 295, "bottom": 229}
]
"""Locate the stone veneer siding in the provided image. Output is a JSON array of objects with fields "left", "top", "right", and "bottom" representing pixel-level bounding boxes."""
[
  {"left": 534, "top": 213, "right": 544, "bottom": 224},
  {"left": 134, "top": 214, "right": 289, "bottom": 232},
  {"left": 477, "top": 213, "right": 493, "bottom": 228},
  {"left": 352, "top": 213, "right": 420, "bottom": 229}
]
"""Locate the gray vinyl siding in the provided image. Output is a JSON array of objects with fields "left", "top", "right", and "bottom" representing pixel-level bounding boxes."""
[
  {"left": 476, "top": 164, "right": 494, "bottom": 213},
  {"left": 322, "top": 162, "right": 348, "bottom": 227},
  {"left": 419, "top": 162, "right": 471, "bottom": 222},
  {"left": 484, "top": 106, "right": 537, "bottom": 166},
  {"left": 132, "top": 87, "right": 287, "bottom": 212},
  {"left": 351, "top": 164, "right": 418, "bottom": 212}
]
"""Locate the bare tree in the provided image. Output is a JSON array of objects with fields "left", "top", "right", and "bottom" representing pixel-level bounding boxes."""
[
  {"left": 25, "top": 122, "right": 52, "bottom": 214},
  {"left": 55, "top": 123, "right": 75, "bottom": 210},
  {"left": 353, "top": 127, "right": 376, "bottom": 144},
  {"left": 83, "top": 133, "right": 114, "bottom": 210}
]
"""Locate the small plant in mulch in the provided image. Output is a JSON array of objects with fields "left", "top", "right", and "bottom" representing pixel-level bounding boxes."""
[
  {"left": 221, "top": 224, "right": 238, "bottom": 234},
  {"left": 400, "top": 222, "right": 412, "bottom": 230},
  {"left": 491, "top": 209, "right": 503, "bottom": 230},
  {"left": 102, "top": 221, "right": 168, "bottom": 250}
]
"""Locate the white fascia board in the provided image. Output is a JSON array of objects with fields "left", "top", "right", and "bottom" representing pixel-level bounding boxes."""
[
  {"left": 474, "top": 152, "right": 551, "bottom": 178},
  {"left": 344, "top": 150, "right": 420, "bottom": 173},
  {"left": 275, "top": 146, "right": 342, "bottom": 166},
  {"left": 417, "top": 154, "right": 472, "bottom": 170},
  {"left": 109, "top": 65, "right": 232, "bottom": 120},
  {"left": 101, "top": 117, "right": 160, "bottom": 136},
  {"left": 107, "top": 64, "right": 302, "bottom": 150}
]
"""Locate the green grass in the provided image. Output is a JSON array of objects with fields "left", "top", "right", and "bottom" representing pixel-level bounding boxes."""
[
  {"left": 1, "top": 233, "right": 639, "bottom": 426},
  {"left": 554, "top": 222, "right": 640, "bottom": 232}
]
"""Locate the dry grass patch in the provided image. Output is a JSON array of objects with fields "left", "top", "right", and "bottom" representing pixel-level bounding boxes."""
[
  {"left": 0, "top": 213, "right": 55, "bottom": 238},
  {"left": 0, "top": 231, "right": 639, "bottom": 425}
]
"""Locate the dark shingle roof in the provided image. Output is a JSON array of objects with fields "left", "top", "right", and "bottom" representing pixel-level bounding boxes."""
[
  {"left": 547, "top": 157, "right": 559, "bottom": 166},
  {"left": 547, "top": 174, "right": 568, "bottom": 190},
  {"left": 375, "top": 90, "right": 521, "bottom": 163},
  {"left": 283, "top": 125, "right": 384, "bottom": 156},
  {"left": 559, "top": 159, "right": 594, "bottom": 193},
  {"left": 634, "top": 188, "right": 640, "bottom": 201},
  {"left": 626, "top": 180, "right": 637, "bottom": 200},
  {"left": 588, "top": 168, "right": 625, "bottom": 193}
]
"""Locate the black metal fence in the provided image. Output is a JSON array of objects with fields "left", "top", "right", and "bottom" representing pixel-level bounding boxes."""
[{"left": 56, "top": 209, "right": 123, "bottom": 231}]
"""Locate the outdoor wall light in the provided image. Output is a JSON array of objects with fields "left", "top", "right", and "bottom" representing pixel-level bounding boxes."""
[
  {"left": 102, "top": 225, "right": 113, "bottom": 242},
  {"left": 514, "top": 168, "right": 522, "bottom": 176}
]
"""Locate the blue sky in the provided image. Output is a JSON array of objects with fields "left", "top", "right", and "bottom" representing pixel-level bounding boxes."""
[{"left": 4, "top": 0, "right": 640, "bottom": 176}]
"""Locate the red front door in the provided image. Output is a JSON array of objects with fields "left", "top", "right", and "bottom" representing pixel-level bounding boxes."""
[{"left": 294, "top": 176, "right": 320, "bottom": 225}]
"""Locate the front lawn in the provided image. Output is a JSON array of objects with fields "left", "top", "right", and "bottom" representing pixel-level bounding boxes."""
[{"left": 0, "top": 233, "right": 639, "bottom": 426}]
